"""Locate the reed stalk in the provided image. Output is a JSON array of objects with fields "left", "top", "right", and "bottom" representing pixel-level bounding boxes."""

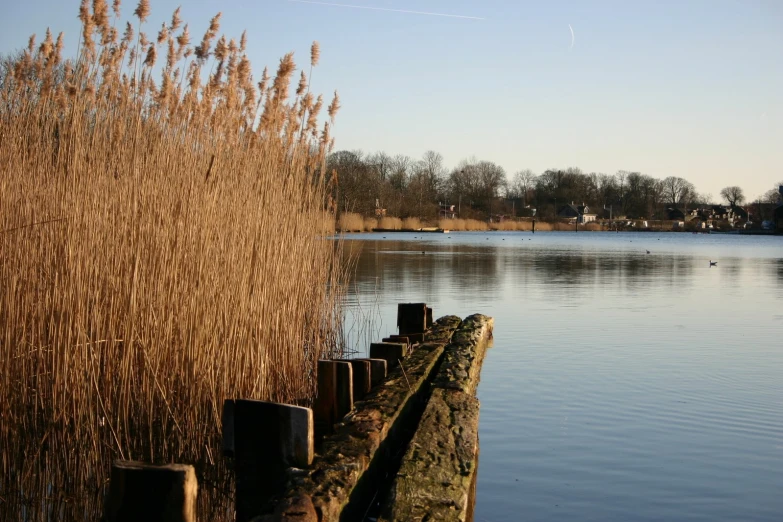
[{"left": 0, "top": 1, "right": 346, "bottom": 519}]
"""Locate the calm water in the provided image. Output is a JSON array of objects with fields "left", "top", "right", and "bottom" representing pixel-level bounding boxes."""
[{"left": 341, "top": 231, "right": 783, "bottom": 522}]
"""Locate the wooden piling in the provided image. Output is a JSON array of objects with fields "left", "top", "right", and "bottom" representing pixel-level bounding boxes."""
[
  {"left": 222, "top": 399, "right": 235, "bottom": 457},
  {"left": 335, "top": 360, "right": 354, "bottom": 418},
  {"left": 338, "top": 359, "right": 372, "bottom": 400},
  {"left": 103, "top": 461, "right": 197, "bottom": 522},
  {"left": 397, "top": 302, "right": 427, "bottom": 335},
  {"left": 356, "top": 358, "right": 388, "bottom": 387},
  {"left": 314, "top": 360, "right": 353, "bottom": 435},
  {"left": 233, "top": 400, "right": 314, "bottom": 522},
  {"left": 369, "top": 342, "right": 407, "bottom": 370},
  {"left": 383, "top": 336, "right": 410, "bottom": 354}
]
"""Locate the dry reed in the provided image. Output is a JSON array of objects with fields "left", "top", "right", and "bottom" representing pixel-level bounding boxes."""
[
  {"left": 401, "top": 217, "right": 422, "bottom": 230},
  {"left": 378, "top": 216, "right": 403, "bottom": 230},
  {"left": 489, "top": 221, "right": 533, "bottom": 231},
  {"left": 337, "top": 212, "right": 364, "bottom": 232},
  {"left": 362, "top": 217, "right": 378, "bottom": 231},
  {"left": 439, "top": 218, "right": 489, "bottom": 231},
  {"left": 0, "top": 1, "right": 346, "bottom": 520}
]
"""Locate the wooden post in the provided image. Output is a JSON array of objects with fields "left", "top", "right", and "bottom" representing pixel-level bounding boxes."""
[
  {"left": 222, "top": 399, "right": 235, "bottom": 457},
  {"left": 338, "top": 359, "right": 372, "bottom": 400},
  {"left": 397, "top": 303, "right": 427, "bottom": 335},
  {"left": 356, "top": 358, "right": 387, "bottom": 387},
  {"left": 104, "top": 461, "right": 197, "bottom": 522},
  {"left": 314, "top": 360, "right": 353, "bottom": 435},
  {"left": 388, "top": 333, "right": 423, "bottom": 345},
  {"left": 370, "top": 342, "right": 407, "bottom": 370},
  {"left": 314, "top": 359, "right": 336, "bottom": 435},
  {"left": 335, "top": 360, "right": 353, "bottom": 418},
  {"left": 233, "top": 400, "right": 314, "bottom": 522},
  {"left": 383, "top": 335, "right": 409, "bottom": 345},
  {"left": 426, "top": 307, "right": 433, "bottom": 328}
]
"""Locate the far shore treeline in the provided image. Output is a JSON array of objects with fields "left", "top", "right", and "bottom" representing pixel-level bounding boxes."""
[{"left": 325, "top": 149, "right": 783, "bottom": 224}]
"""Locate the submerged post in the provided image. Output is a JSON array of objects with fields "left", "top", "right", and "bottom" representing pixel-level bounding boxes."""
[
  {"left": 397, "top": 303, "right": 427, "bottom": 335},
  {"left": 233, "top": 400, "right": 314, "bottom": 522},
  {"left": 104, "top": 461, "right": 197, "bottom": 522}
]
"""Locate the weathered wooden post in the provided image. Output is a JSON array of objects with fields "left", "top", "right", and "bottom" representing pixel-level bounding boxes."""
[
  {"left": 426, "top": 307, "right": 433, "bottom": 328},
  {"left": 397, "top": 302, "right": 427, "bottom": 335},
  {"left": 383, "top": 335, "right": 411, "bottom": 355},
  {"left": 231, "top": 399, "right": 314, "bottom": 522},
  {"left": 392, "top": 332, "right": 424, "bottom": 345},
  {"left": 356, "top": 358, "right": 388, "bottom": 387},
  {"left": 103, "top": 461, "right": 197, "bottom": 522},
  {"left": 338, "top": 359, "right": 372, "bottom": 400},
  {"left": 314, "top": 360, "right": 353, "bottom": 435},
  {"left": 370, "top": 342, "right": 407, "bottom": 370},
  {"left": 222, "top": 399, "right": 235, "bottom": 457}
]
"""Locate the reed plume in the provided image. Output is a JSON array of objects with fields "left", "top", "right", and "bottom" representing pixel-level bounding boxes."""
[{"left": 0, "top": 1, "right": 347, "bottom": 520}]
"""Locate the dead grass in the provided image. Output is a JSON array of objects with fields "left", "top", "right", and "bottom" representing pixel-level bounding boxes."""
[{"left": 0, "top": 2, "right": 346, "bottom": 520}]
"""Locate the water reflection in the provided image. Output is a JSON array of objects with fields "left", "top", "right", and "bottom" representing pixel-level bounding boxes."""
[
  {"left": 341, "top": 232, "right": 783, "bottom": 522},
  {"left": 346, "top": 238, "right": 705, "bottom": 301}
]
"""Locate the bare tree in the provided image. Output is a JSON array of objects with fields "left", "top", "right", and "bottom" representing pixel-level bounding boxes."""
[
  {"left": 661, "top": 176, "right": 695, "bottom": 208},
  {"left": 509, "top": 169, "right": 537, "bottom": 204},
  {"left": 762, "top": 181, "right": 783, "bottom": 205},
  {"left": 720, "top": 186, "right": 745, "bottom": 206}
]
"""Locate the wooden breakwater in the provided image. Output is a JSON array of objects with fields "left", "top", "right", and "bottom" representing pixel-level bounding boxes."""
[{"left": 101, "top": 304, "right": 494, "bottom": 522}]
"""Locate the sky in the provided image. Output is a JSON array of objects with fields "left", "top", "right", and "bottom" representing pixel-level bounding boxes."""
[{"left": 2, "top": 0, "right": 782, "bottom": 201}]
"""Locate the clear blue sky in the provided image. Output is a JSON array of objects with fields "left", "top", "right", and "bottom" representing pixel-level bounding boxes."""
[{"left": 3, "top": 0, "right": 782, "bottom": 201}]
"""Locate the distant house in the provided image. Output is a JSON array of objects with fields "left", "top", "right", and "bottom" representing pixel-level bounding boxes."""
[
  {"left": 438, "top": 203, "right": 456, "bottom": 219},
  {"left": 374, "top": 198, "right": 387, "bottom": 217},
  {"left": 557, "top": 203, "right": 596, "bottom": 224},
  {"left": 666, "top": 207, "right": 686, "bottom": 220},
  {"left": 730, "top": 206, "right": 749, "bottom": 222}
]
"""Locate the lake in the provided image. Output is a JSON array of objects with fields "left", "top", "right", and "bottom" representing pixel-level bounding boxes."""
[{"left": 340, "top": 231, "right": 783, "bottom": 522}]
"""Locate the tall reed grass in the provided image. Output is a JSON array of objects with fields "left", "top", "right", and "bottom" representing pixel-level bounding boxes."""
[
  {"left": 363, "top": 217, "right": 378, "bottom": 231},
  {"left": 378, "top": 216, "right": 403, "bottom": 230},
  {"left": 439, "top": 218, "right": 489, "bottom": 231},
  {"left": 401, "top": 217, "right": 423, "bottom": 230},
  {"left": 0, "top": 1, "right": 346, "bottom": 520},
  {"left": 337, "top": 212, "right": 364, "bottom": 232}
]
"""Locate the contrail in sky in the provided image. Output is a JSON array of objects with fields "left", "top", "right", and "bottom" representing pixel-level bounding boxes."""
[
  {"left": 569, "top": 24, "right": 575, "bottom": 49},
  {"left": 286, "top": 0, "right": 485, "bottom": 20}
]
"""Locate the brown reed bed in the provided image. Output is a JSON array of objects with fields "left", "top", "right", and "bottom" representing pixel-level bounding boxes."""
[
  {"left": 0, "top": 1, "right": 347, "bottom": 520},
  {"left": 439, "top": 218, "right": 489, "bottom": 231},
  {"left": 337, "top": 212, "right": 365, "bottom": 232},
  {"left": 378, "top": 216, "right": 403, "bottom": 230}
]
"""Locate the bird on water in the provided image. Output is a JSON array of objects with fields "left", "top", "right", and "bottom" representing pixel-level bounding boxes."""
[{"left": 710, "top": 260, "right": 717, "bottom": 267}]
